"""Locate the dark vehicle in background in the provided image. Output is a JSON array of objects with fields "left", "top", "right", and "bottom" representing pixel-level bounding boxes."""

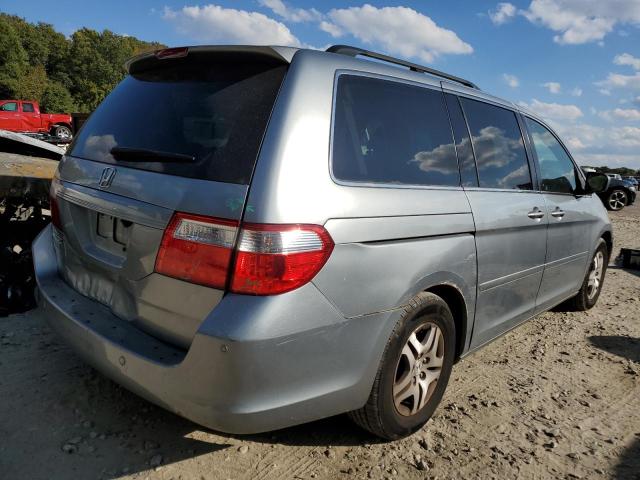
[
  {"left": 584, "top": 168, "right": 637, "bottom": 211},
  {"left": 623, "top": 176, "right": 639, "bottom": 188}
]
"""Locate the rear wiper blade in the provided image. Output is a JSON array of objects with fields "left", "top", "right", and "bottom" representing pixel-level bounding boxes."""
[{"left": 110, "top": 147, "right": 195, "bottom": 163}]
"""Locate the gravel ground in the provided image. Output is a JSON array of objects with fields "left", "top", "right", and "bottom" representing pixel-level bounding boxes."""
[{"left": 1, "top": 204, "right": 639, "bottom": 480}]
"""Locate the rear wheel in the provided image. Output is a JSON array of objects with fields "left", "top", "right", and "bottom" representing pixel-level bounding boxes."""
[
  {"left": 349, "top": 292, "right": 455, "bottom": 440},
  {"left": 569, "top": 239, "right": 608, "bottom": 311},
  {"left": 606, "top": 189, "right": 627, "bottom": 211},
  {"left": 53, "top": 125, "right": 72, "bottom": 140}
]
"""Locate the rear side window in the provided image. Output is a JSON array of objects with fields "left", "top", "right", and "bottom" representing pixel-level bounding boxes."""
[
  {"left": 22, "top": 103, "right": 35, "bottom": 112},
  {"left": 525, "top": 117, "right": 577, "bottom": 194},
  {"left": 332, "top": 75, "right": 460, "bottom": 187},
  {"left": 70, "top": 59, "right": 287, "bottom": 184},
  {"left": 461, "top": 98, "right": 532, "bottom": 190}
]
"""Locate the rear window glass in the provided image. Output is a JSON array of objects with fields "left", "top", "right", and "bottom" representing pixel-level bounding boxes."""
[
  {"left": 461, "top": 98, "right": 532, "bottom": 190},
  {"left": 70, "top": 59, "right": 287, "bottom": 184},
  {"left": 332, "top": 75, "right": 460, "bottom": 187}
]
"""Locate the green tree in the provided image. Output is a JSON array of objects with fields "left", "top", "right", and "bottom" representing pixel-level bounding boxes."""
[
  {"left": 0, "top": 16, "right": 29, "bottom": 98},
  {"left": 0, "top": 13, "right": 164, "bottom": 112},
  {"left": 14, "top": 64, "right": 48, "bottom": 101},
  {"left": 40, "top": 81, "right": 75, "bottom": 113}
]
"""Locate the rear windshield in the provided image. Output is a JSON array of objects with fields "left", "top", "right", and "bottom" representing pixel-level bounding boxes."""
[{"left": 70, "top": 58, "right": 287, "bottom": 184}]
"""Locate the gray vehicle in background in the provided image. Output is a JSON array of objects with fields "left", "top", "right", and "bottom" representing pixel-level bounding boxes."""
[{"left": 33, "top": 45, "right": 612, "bottom": 440}]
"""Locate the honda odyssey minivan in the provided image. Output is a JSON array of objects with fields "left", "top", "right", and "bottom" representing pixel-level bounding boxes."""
[{"left": 33, "top": 45, "right": 612, "bottom": 440}]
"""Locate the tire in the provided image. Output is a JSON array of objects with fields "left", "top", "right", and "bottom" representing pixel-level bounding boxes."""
[
  {"left": 53, "top": 125, "right": 73, "bottom": 140},
  {"left": 569, "top": 239, "right": 608, "bottom": 311},
  {"left": 349, "top": 292, "right": 456, "bottom": 440},
  {"left": 606, "top": 189, "right": 627, "bottom": 211}
]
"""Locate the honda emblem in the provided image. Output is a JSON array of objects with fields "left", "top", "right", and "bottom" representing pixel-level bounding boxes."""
[{"left": 98, "top": 167, "right": 116, "bottom": 188}]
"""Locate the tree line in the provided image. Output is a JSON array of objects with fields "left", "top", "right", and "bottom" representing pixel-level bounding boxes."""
[{"left": 0, "top": 13, "right": 164, "bottom": 113}]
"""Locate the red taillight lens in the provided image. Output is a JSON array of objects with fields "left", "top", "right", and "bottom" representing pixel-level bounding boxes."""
[
  {"left": 49, "top": 176, "right": 65, "bottom": 231},
  {"left": 155, "top": 214, "right": 334, "bottom": 295},
  {"left": 49, "top": 190, "right": 62, "bottom": 230},
  {"left": 230, "top": 224, "right": 334, "bottom": 295},
  {"left": 155, "top": 213, "right": 238, "bottom": 289}
]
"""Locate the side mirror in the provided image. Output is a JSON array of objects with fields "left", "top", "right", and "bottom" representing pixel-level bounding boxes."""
[{"left": 585, "top": 172, "right": 608, "bottom": 193}]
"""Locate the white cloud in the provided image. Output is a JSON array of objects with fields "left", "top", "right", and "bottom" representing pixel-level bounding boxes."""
[
  {"left": 321, "top": 4, "right": 473, "bottom": 63},
  {"left": 518, "top": 99, "right": 583, "bottom": 122},
  {"left": 599, "top": 108, "right": 640, "bottom": 121},
  {"left": 542, "top": 81, "right": 561, "bottom": 94},
  {"left": 551, "top": 122, "right": 640, "bottom": 168},
  {"left": 319, "top": 20, "right": 343, "bottom": 38},
  {"left": 489, "top": 3, "right": 517, "bottom": 25},
  {"left": 503, "top": 73, "right": 519, "bottom": 88},
  {"left": 521, "top": 0, "right": 640, "bottom": 45},
  {"left": 614, "top": 53, "right": 640, "bottom": 70},
  {"left": 570, "top": 87, "right": 583, "bottom": 97},
  {"left": 258, "top": 0, "right": 321, "bottom": 23},
  {"left": 162, "top": 4, "right": 300, "bottom": 45},
  {"left": 597, "top": 72, "right": 640, "bottom": 90}
]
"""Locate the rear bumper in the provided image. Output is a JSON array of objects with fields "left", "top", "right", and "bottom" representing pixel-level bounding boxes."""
[{"left": 33, "top": 225, "right": 394, "bottom": 433}]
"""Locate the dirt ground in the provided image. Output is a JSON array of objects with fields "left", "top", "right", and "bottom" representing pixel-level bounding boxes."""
[{"left": 1, "top": 204, "right": 639, "bottom": 480}]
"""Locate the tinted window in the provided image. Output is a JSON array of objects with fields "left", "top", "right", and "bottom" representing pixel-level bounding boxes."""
[
  {"left": 526, "top": 118, "right": 577, "bottom": 194},
  {"left": 445, "top": 93, "right": 477, "bottom": 187},
  {"left": 22, "top": 103, "right": 35, "bottom": 113},
  {"left": 461, "top": 98, "right": 532, "bottom": 190},
  {"left": 332, "top": 75, "right": 460, "bottom": 187},
  {"left": 70, "top": 59, "right": 287, "bottom": 184},
  {"left": 1, "top": 102, "right": 17, "bottom": 111}
]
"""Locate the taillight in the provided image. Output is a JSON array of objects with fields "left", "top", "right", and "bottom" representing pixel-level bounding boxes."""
[
  {"left": 155, "top": 213, "right": 334, "bottom": 295},
  {"left": 230, "top": 223, "right": 334, "bottom": 295},
  {"left": 155, "top": 213, "right": 238, "bottom": 289},
  {"left": 50, "top": 195, "right": 62, "bottom": 230},
  {"left": 49, "top": 184, "right": 62, "bottom": 230}
]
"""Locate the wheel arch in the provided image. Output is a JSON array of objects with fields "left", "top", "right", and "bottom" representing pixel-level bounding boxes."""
[
  {"left": 601, "top": 230, "right": 613, "bottom": 256},
  {"left": 424, "top": 283, "right": 468, "bottom": 362}
]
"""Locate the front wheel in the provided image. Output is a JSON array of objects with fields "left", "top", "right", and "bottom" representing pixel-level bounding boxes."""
[
  {"left": 349, "top": 292, "right": 456, "bottom": 440},
  {"left": 606, "top": 189, "right": 627, "bottom": 211},
  {"left": 53, "top": 125, "right": 73, "bottom": 140}
]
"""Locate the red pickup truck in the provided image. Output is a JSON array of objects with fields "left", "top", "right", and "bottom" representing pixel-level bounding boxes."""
[{"left": 0, "top": 100, "right": 73, "bottom": 140}]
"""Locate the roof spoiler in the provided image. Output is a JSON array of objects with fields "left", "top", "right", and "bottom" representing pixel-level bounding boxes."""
[
  {"left": 124, "top": 45, "right": 298, "bottom": 74},
  {"left": 326, "top": 44, "right": 479, "bottom": 90}
]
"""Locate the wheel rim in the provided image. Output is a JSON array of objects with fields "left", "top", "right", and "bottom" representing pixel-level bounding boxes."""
[
  {"left": 393, "top": 322, "right": 444, "bottom": 417},
  {"left": 587, "top": 251, "right": 604, "bottom": 300},
  {"left": 57, "top": 127, "right": 71, "bottom": 139},
  {"left": 608, "top": 190, "right": 626, "bottom": 210}
]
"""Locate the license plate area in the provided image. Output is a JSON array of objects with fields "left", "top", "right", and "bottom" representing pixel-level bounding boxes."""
[{"left": 96, "top": 212, "right": 131, "bottom": 252}]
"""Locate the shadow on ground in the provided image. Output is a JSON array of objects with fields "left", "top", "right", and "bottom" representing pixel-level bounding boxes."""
[
  {"left": 614, "top": 436, "right": 640, "bottom": 480},
  {"left": 589, "top": 335, "right": 640, "bottom": 364}
]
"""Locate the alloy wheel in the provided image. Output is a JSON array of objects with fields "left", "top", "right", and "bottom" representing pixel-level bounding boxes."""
[
  {"left": 393, "top": 322, "right": 444, "bottom": 416},
  {"left": 608, "top": 190, "right": 627, "bottom": 210},
  {"left": 587, "top": 250, "right": 605, "bottom": 300}
]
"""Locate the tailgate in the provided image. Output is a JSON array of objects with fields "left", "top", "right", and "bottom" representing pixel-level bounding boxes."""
[{"left": 50, "top": 47, "right": 289, "bottom": 348}]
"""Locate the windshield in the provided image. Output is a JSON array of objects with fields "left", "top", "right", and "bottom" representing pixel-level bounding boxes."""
[{"left": 70, "top": 59, "right": 287, "bottom": 184}]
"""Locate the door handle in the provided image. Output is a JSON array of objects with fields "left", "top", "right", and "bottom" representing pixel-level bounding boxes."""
[
  {"left": 527, "top": 207, "right": 545, "bottom": 220},
  {"left": 551, "top": 207, "right": 565, "bottom": 218}
]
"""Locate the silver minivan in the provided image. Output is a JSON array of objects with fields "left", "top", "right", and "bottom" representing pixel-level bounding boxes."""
[{"left": 33, "top": 45, "right": 612, "bottom": 440}]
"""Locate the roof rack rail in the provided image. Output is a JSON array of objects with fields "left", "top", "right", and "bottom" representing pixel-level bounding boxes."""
[{"left": 326, "top": 44, "right": 479, "bottom": 90}]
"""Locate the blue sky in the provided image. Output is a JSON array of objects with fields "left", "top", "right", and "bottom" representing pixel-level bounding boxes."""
[{"left": 2, "top": 0, "right": 640, "bottom": 168}]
